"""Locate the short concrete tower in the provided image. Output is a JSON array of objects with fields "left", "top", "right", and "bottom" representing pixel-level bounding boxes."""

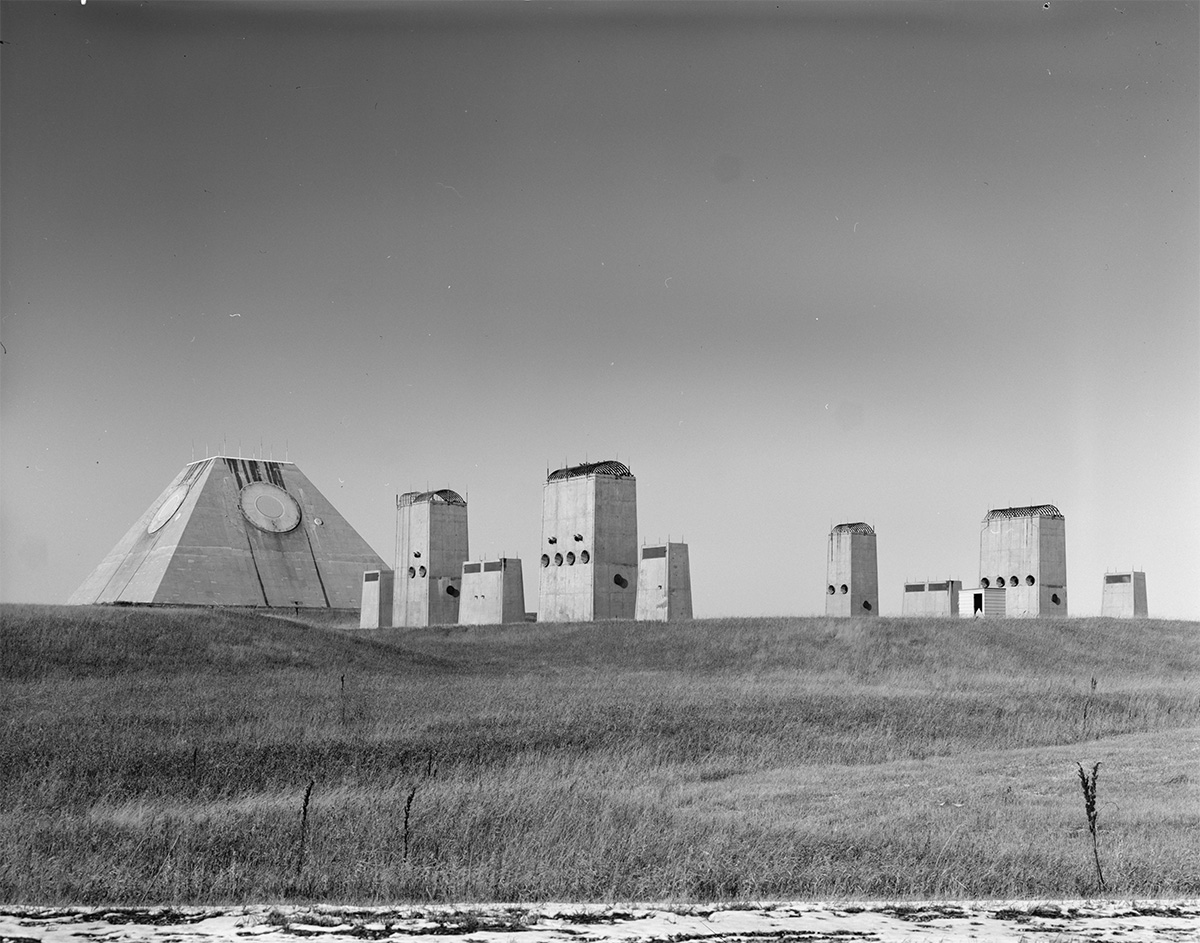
[
  {"left": 826, "top": 522, "right": 878, "bottom": 616},
  {"left": 1100, "top": 570, "right": 1147, "bottom": 618},
  {"left": 459, "top": 558, "right": 526, "bottom": 625},
  {"left": 635, "top": 542, "right": 693, "bottom": 621},
  {"left": 359, "top": 569, "right": 394, "bottom": 628},
  {"left": 395, "top": 489, "right": 468, "bottom": 626},
  {"left": 979, "top": 505, "right": 1066, "bottom": 616},
  {"left": 538, "top": 460, "right": 637, "bottom": 622}
]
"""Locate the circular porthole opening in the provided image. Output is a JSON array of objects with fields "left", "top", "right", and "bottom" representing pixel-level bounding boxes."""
[
  {"left": 580, "top": 550, "right": 590, "bottom": 564},
  {"left": 554, "top": 553, "right": 563, "bottom": 566},
  {"left": 418, "top": 566, "right": 427, "bottom": 577},
  {"left": 862, "top": 600, "right": 872, "bottom": 611},
  {"left": 996, "top": 576, "right": 1005, "bottom": 590},
  {"left": 1026, "top": 575, "right": 1036, "bottom": 585},
  {"left": 827, "top": 585, "right": 836, "bottom": 595},
  {"left": 541, "top": 554, "right": 550, "bottom": 568},
  {"left": 1009, "top": 576, "right": 1019, "bottom": 587},
  {"left": 1051, "top": 593, "right": 1061, "bottom": 605},
  {"left": 840, "top": 584, "right": 848, "bottom": 594},
  {"left": 980, "top": 577, "right": 990, "bottom": 588},
  {"left": 614, "top": 574, "right": 629, "bottom": 589},
  {"left": 408, "top": 567, "right": 416, "bottom": 578},
  {"left": 566, "top": 552, "right": 576, "bottom": 565}
]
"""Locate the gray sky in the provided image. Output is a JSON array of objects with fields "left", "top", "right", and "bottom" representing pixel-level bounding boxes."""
[{"left": 2, "top": 1, "right": 1197, "bottom": 618}]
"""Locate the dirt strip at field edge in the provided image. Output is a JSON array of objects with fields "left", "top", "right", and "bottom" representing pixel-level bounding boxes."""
[{"left": 2, "top": 900, "right": 1199, "bottom": 943}]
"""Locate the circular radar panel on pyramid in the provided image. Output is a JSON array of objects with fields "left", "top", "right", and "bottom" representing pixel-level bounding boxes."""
[
  {"left": 239, "top": 481, "right": 301, "bottom": 533},
  {"left": 148, "top": 485, "right": 190, "bottom": 534}
]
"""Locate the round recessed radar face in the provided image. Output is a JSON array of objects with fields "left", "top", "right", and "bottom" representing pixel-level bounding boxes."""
[
  {"left": 148, "top": 484, "right": 190, "bottom": 534},
  {"left": 239, "top": 481, "right": 301, "bottom": 533}
]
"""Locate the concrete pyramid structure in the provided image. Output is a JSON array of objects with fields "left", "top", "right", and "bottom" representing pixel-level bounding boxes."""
[{"left": 69, "top": 457, "right": 388, "bottom": 609}]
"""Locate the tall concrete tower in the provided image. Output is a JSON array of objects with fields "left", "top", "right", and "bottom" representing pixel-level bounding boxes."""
[
  {"left": 538, "top": 460, "right": 637, "bottom": 622},
  {"left": 635, "top": 542, "right": 693, "bottom": 621},
  {"left": 826, "top": 522, "right": 878, "bottom": 616},
  {"left": 395, "top": 489, "right": 468, "bottom": 626},
  {"left": 978, "top": 505, "right": 1066, "bottom": 617},
  {"left": 1100, "top": 570, "right": 1147, "bottom": 618}
]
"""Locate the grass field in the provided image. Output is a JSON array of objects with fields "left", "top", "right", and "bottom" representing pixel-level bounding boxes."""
[{"left": 1, "top": 603, "right": 1197, "bottom": 904}]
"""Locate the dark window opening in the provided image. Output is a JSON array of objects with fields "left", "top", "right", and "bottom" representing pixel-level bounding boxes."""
[
  {"left": 973, "top": 593, "right": 983, "bottom": 614},
  {"left": 827, "top": 584, "right": 836, "bottom": 595},
  {"left": 418, "top": 566, "right": 427, "bottom": 578},
  {"left": 463, "top": 563, "right": 481, "bottom": 574},
  {"left": 580, "top": 550, "right": 590, "bottom": 564},
  {"left": 547, "top": 536, "right": 557, "bottom": 544},
  {"left": 408, "top": 567, "right": 416, "bottom": 579},
  {"left": 1026, "top": 575, "right": 1036, "bottom": 585},
  {"left": 614, "top": 574, "right": 629, "bottom": 589},
  {"left": 1051, "top": 593, "right": 1061, "bottom": 605},
  {"left": 446, "top": 584, "right": 459, "bottom": 597},
  {"left": 980, "top": 577, "right": 991, "bottom": 588},
  {"left": 862, "top": 600, "right": 872, "bottom": 611},
  {"left": 364, "top": 572, "right": 379, "bottom": 582},
  {"left": 566, "top": 552, "right": 576, "bottom": 565},
  {"left": 540, "top": 554, "right": 550, "bottom": 568},
  {"left": 554, "top": 553, "right": 563, "bottom": 566},
  {"left": 840, "top": 584, "right": 848, "bottom": 594},
  {"left": 1009, "top": 576, "right": 1019, "bottom": 587}
]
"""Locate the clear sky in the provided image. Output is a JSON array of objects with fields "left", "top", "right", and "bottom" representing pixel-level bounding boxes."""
[{"left": 2, "top": 1, "right": 1197, "bottom": 619}]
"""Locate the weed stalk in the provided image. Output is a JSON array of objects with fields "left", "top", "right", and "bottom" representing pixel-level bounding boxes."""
[
  {"left": 295, "top": 779, "right": 315, "bottom": 879},
  {"left": 1075, "top": 761, "right": 1107, "bottom": 893}
]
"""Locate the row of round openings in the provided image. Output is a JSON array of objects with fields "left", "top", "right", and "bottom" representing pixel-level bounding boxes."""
[
  {"left": 407, "top": 566, "right": 427, "bottom": 578},
  {"left": 826, "top": 584, "right": 849, "bottom": 595},
  {"left": 981, "top": 575, "right": 1037, "bottom": 589},
  {"left": 540, "top": 550, "right": 591, "bottom": 567}
]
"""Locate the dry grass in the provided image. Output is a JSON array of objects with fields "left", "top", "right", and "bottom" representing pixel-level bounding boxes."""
[{"left": 0, "top": 603, "right": 1197, "bottom": 903}]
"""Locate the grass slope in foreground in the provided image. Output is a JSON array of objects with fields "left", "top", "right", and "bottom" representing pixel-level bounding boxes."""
[{"left": 1, "top": 604, "right": 1197, "bottom": 904}]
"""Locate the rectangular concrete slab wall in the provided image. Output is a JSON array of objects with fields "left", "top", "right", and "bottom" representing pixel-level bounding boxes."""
[
  {"left": 635, "top": 543, "right": 693, "bottom": 621},
  {"left": 459, "top": 558, "right": 525, "bottom": 625},
  {"left": 360, "top": 569, "right": 394, "bottom": 628},
  {"left": 901, "top": 580, "right": 962, "bottom": 617}
]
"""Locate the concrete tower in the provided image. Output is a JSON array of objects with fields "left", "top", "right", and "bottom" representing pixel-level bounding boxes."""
[
  {"left": 538, "top": 460, "right": 637, "bottom": 622},
  {"left": 826, "top": 522, "right": 878, "bottom": 616},
  {"left": 69, "top": 457, "right": 389, "bottom": 609},
  {"left": 395, "top": 489, "right": 468, "bottom": 626},
  {"left": 459, "top": 558, "right": 526, "bottom": 625},
  {"left": 1100, "top": 570, "right": 1148, "bottom": 618},
  {"left": 901, "top": 579, "right": 963, "bottom": 617},
  {"left": 979, "top": 505, "right": 1067, "bottom": 617},
  {"left": 635, "top": 542, "right": 693, "bottom": 621}
]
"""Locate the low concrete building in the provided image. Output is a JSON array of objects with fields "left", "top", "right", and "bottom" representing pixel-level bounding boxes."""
[
  {"left": 1100, "top": 570, "right": 1148, "bottom": 618},
  {"left": 359, "top": 569, "right": 394, "bottom": 628},
  {"left": 635, "top": 542, "right": 693, "bottom": 621},
  {"left": 959, "top": 586, "right": 1007, "bottom": 618},
  {"left": 69, "top": 456, "right": 388, "bottom": 609},
  {"left": 901, "top": 579, "right": 963, "bottom": 617},
  {"left": 459, "top": 558, "right": 526, "bottom": 625},
  {"left": 826, "top": 522, "right": 878, "bottom": 616}
]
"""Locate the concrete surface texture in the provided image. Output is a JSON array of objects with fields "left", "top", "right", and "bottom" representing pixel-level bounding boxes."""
[
  {"left": 458, "top": 557, "right": 526, "bottom": 625},
  {"left": 901, "top": 579, "right": 962, "bottom": 617},
  {"left": 825, "top": 523, "right": 878, "bottom": 617},
  {"left": 959, "top": 585, "right": 1007, "bottom": 618},
  {"left": 394, "top": 490, "right": 468, "bottom": 627},
  {"left": 978, "top": 505, "right": 1067, "bottom": 617},
  {"left": 358, "top": 569, "right": 394, "bottom": 628},
  {"left": 538, "top": 460, "right": 637, "bottom": 622},
  {"left": 68, "top": 457, "right": 388, "bottom": 609},
  {"left": 1100, "top": 570, "right": 1148, "bottom": 618},
  {"left": 635, "top": 542, "right": 693, "bottom": 621}
]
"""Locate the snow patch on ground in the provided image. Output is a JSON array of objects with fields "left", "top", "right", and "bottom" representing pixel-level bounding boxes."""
[{"left": 1, "top": 900, "right": 1198, "bottom": 943}]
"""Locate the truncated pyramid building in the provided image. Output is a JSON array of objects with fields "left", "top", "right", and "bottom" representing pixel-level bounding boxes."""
[{"left": 69, "top": 457, "right": 388, "bottom": 609}]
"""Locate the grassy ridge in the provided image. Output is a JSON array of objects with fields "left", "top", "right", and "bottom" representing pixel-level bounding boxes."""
[{"left": 1, "top": 604, "right": 1197, "bottom": 903}]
